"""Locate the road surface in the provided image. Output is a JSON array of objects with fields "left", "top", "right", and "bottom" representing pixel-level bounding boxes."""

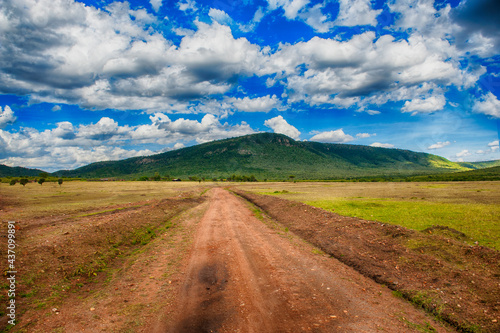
[{"left": 161, "top": 188, "right": 451, "bottom": 332}]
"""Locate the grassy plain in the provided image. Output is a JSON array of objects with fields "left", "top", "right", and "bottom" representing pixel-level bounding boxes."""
[
  {"left": 0, "top": 180, "right": 212, "bottom": 221},
  {"left": 0, "top": 181, "right": 213, "bottom": 332},
  {"left": 237, "top": 181, "right": 500, "bottom": 250}
]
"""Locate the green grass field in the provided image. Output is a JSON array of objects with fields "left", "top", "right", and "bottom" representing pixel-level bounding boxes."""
[{"left": 238, "top": 181, "right": 500, "bottom": 250}]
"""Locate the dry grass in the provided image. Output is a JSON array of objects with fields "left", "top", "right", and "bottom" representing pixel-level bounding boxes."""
[{"left": 0, "top": 181, "right": 213, "bottom": 221}]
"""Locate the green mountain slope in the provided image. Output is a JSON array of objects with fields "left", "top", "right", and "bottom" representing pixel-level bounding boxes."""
[
  {"left": 458, "top": 160, "right": 500, "bottom": 169},
  {"left": 407, "top": 165, "right": 500, "bottom": 181},
  {"left": 54, "top": 133, "right": 473, "bottom": 180},
  {"left": 0, "top": 164, "right": 47, "bottom": 177}
]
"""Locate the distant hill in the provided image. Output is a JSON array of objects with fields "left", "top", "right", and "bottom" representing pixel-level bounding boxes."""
[
  {"left": 407, "top": 165, "right": 500, "bottom": 181},
  {"left": 55, "top": 133, "right": 472, "bottom": 180},
  {"left": 458, "top": 160, "right": 500, "bottom": 169},
  {"left": 0, "top": 164, "right": 46, "bottom": 177}
]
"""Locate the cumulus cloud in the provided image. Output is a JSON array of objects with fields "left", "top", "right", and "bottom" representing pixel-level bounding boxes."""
[
  {"left": 456, "top": 150, "right": 471, "bottom": 158},
  {"left": 370, "top": 142, "right": 394, "bottom": 148},
  {"left": 472, "top": 92, "right": 500, "bottom": 118},
  {"left": 0, "top": 105, "right": 16, "bottom": 129},
  {"left": 209, "top": 8, "right": 233, "bottom": 25},
  {"left": 51, "top": 105, "right": 61, "bottom": 111},
  {"left": 401, "top": 95, "right": 446, "bottom": 115},
  {"left": 0, "top": 0, "right": 266, "bottom": 113},
  {"left": 356, "top": 133, "right": 375, "bottom": 139},
  {"left": 427, "top": 141, "right": 451, "bottom": 149},
  {"left": 177, "top": 0, "right": 197, "bottom": 12},
  {"left": 264, "top": 32, "right": 478, "bottom": 111},
  {"left": 264, "top": 116, "right": 300, "bottom": 140},
  {"left": 0, "top": 0, "right": 495, "bottom": 123},
  {"left": 0, "top": 113, "right": 255, "bottom": 171},
  {"left": 452, "top": 0, "right": 500, "bottom": 54},
  {"left": 488, "top": 140, "right": 499, "bottom": 147},
  {"left": 335, "top": 0, "right": 382, "bottom": 27},
  {"left": 310, "top": 129, "right": 354, "bottom": 143},
  {"left": 228, "top": 95, "right": 281, "bottom": 112},
  {"left": 150, "top": 0, "right": 162, "bottom": 12}
]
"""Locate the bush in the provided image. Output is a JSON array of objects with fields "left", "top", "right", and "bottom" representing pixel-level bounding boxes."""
[
  {"left": 20, "top": 178, "right": 29, "bottom": 186},
  {"left": 9, "top": 179, "right": 17, "bottom": 186}
]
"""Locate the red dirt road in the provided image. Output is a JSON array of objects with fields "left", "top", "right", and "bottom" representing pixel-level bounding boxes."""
[{"left": 159, "top": 188, "right": 452, "bottom": 332}]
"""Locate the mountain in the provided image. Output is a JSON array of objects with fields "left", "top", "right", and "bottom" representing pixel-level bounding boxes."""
[
  {"left": 54, "top": 133, "right": 472, "bottom": 180},
  {"left": 0, "top": 164, "right": 47, "bottom": 177},
  {"left": 458, "top": 160, "right": 500, "bottom": 169}
]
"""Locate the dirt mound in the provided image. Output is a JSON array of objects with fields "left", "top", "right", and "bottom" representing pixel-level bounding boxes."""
[
  {"left": 422, "top": 225, "right": 470, "bottom": 241},
  {"left": 233, "top": 188, "right": 500, "bottom": 333}
]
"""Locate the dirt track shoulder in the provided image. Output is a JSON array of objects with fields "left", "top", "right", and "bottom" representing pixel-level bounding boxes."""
[{"left": 233, "top": 188, "right": 500, "bottom": 333}]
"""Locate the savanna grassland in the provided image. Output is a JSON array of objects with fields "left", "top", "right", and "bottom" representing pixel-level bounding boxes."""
[
  {"left": 0, "top": 181, "right": 214, "bottom": 332},
  {"left": 1, "top": 180, "right": 499, "bottom": 332},
  {"left": 237, "top": 181, "right": 500, "bottom": 250}
]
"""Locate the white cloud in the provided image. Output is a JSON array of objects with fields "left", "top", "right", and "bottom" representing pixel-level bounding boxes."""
[
  {"left": 335, "top": 0, "right": 382, "bottom": 27},
  {"left": 356, "top": 133, "right": 375, "bottom": 139},
  {"left": 472, "top": 92, "right": 500, "bottom": 118},
  {"left": 0, "top": 113, "right": 256, "bottom": 171},
  {"left": 456, "top": 150, "right": 471, "bottom": 158},
  {"left": 401, "top": 95, "right": 446, "bottom": 115},
  {"left": 264, "top": 32, "right": 474, "bottom": 111},
  {"left": 228, "top": 95, "right": 281, "bottom": 112},
  {"left": 51, "top": 105, "right": 61, "bottom": 111},
  {"left": 209, "top": 8, "right": 232, "bottom": 25},
  {"left": 0, "top": 146, "right": 154, "bottom": 172},
  {"left": 370, "top": 142, "right": 394, "bottom": 148},
  {"left": 267, "top": 0, "right": 309, "bottom": 20},
  {"left": 428, "top": 141, "right": 451, "bottom": 149},
  {"left": 488, "top": 140, "right": 499, "bottom": 147},
  {"left": 150, "top": 0, "right": 162, "bottom": 12},
  {"left": 264, "top": 115, "right": 300, "bottom": 140},
  {"left": 297, "top": 3, "right": 333, "bottom": 33},
  {"left": 177, "top": 0, "right": 197, "bottom": 12},
  {"left": 0, "top": 1, "right": 268, "bottom": 113},
  {"left": 0, "top": 105, "right": 16, "bottom": 129},
  {"left": 310, "top": 129, "right": 354, "bottom": 143}
]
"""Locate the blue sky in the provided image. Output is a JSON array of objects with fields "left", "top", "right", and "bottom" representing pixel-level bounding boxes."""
[{"left": 0, "top": 0, "right": 499, "bottom": 172}]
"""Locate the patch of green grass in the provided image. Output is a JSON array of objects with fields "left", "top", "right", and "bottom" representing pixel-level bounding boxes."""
[
  {"left": 305, "top": 198, "right": 500, "bottom": 250},
  {"left": 399, "top": 316, "right": 437, "bottom": 333}
]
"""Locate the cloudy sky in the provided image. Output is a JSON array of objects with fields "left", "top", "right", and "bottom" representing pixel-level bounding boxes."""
[{"left": 0, "top": 0, "right": 499, "bottom": 172}]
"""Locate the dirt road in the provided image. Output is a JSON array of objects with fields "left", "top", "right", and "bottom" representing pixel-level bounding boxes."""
[{"left": 159, "top": 188, "right": 451, "bottom": 332}]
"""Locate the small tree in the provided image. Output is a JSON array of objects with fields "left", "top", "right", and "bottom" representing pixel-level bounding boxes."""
[
  {"left": 39, "top": 172, "right": 49, "bottom": 179},
  {"left": 9, "top": 179, "right": 17, "bottom": 186},
  {"left": 289, "top": 175, "right": 295, "bottom": 181},
  {"left": 38, "top": 178, "right": 46, "bottom": 185},
  {"left": 58, "top": 178, "right": 63, "bottom": 187},
  {"left": 152, "top": 172, "right": 161, "bottom": 181},
  {"left": 20, "top": 178, "right": 29, "bottom": 186}
]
